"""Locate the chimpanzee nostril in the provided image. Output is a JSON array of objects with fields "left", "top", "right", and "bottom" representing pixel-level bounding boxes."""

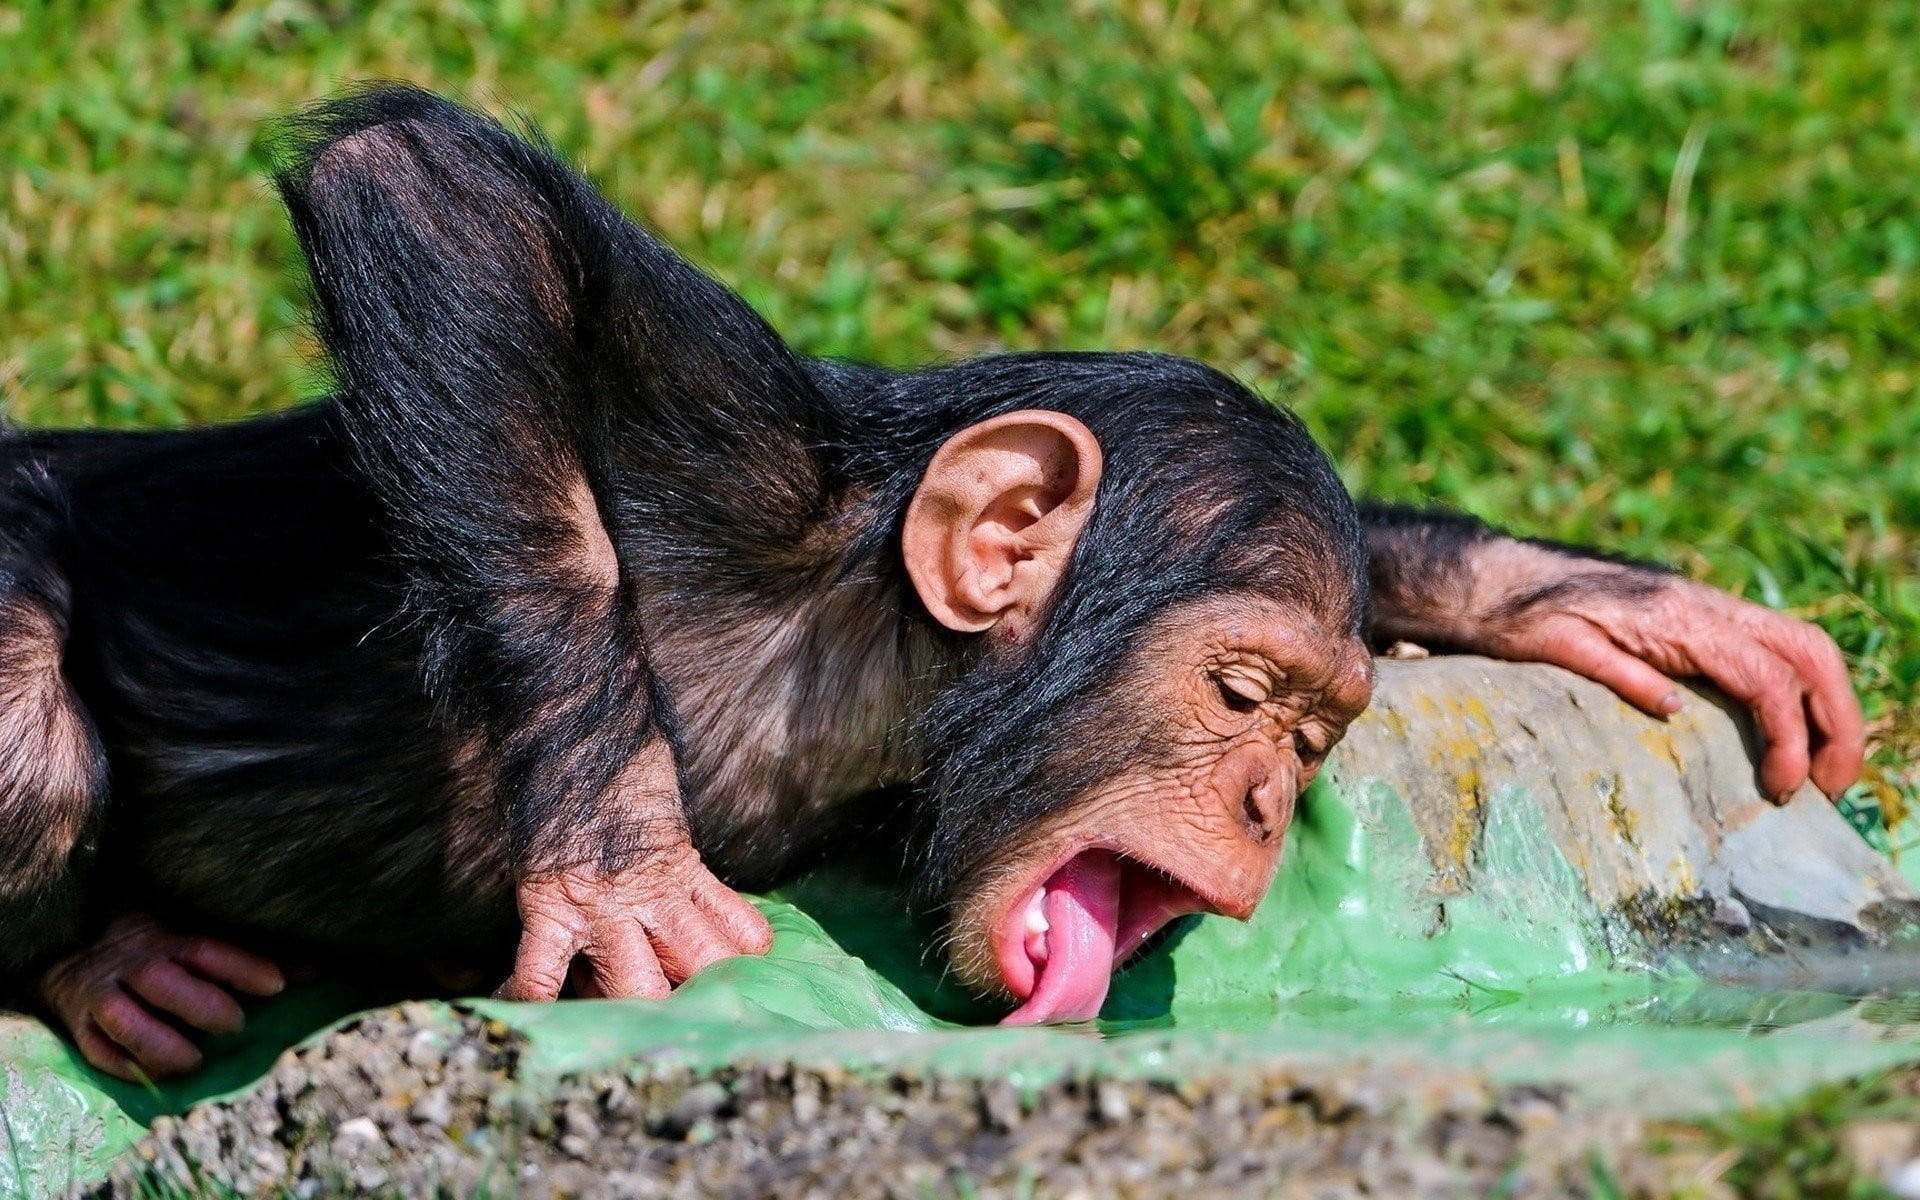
[{"left": 1242, "top": 787, "right": 1274, "bottom": 842}]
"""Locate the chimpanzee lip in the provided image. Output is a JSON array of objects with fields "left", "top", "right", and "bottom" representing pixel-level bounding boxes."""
[{"left": 989, "top": 841, "right": 1224, "bottom": 1005}]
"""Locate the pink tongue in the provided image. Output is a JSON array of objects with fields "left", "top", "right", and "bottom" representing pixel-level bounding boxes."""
[{"left": 1000, "top": 851, "right": 1121, "bottom": 1026}]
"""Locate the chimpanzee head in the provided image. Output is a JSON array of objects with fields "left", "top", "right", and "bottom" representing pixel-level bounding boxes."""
[{"left": 840, "top": 353, "right": 1372, "bottom": 1024}]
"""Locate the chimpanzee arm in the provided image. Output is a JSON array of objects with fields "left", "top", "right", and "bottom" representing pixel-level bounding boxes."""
[
  {"left": 1359, "top": 502, "right": 1864, "bottom": 801},
  {"left": 275, "top": 88, "right": 807, "bottom": 998}
]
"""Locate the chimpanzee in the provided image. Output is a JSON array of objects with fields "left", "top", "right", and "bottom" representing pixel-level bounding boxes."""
[{"left": 0, "top": 87, "right": 1861, "bottom": 1080}]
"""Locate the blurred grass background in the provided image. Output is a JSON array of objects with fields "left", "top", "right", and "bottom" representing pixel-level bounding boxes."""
[{"left": 0, "top": 0, "right": 1913, "bottom": 788}]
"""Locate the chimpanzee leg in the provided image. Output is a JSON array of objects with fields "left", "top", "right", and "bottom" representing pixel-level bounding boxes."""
[
  {"left": 0, "top": 470, "right": 273, "bottom": 1084},
  {"left": 0, "top": 482, "right": 108, "bottom": 985}
]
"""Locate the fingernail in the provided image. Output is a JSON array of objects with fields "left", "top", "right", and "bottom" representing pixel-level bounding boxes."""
[{"left": 1659, "top": 692, "right": 1683, "bottom": 714}]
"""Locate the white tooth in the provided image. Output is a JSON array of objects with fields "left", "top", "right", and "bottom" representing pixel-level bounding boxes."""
[{"left": 1025, "top": 891, "right": 1050, "bottom": 935}]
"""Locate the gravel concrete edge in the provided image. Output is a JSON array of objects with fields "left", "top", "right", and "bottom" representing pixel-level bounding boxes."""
[{"left": 90, "top": 1002, "right": 1666, "bottom": 1199}]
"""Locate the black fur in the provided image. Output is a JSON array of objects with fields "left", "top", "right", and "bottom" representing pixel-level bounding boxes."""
[{"left": 0, "top": 86, "right": 1383, "bottom": 985}]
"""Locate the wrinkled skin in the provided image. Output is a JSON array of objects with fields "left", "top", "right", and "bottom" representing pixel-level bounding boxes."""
[
  {"left": 39, "top": 913, "right": 283, "bottom": 1083},
  {"left": 503, "top": 847, "right": 773, "bottom": 1002},
  {"left": 496, "top": 741, "right": 772, "bottom": 1003}
]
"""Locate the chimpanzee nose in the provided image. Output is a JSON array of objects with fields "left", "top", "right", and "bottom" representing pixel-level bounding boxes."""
[{"left": 1240, "top": 770, "right": 1290, "bottom": 845}]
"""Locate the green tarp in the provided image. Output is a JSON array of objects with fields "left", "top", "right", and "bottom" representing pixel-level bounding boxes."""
[{"left": 6, "top": 778, "right": 1920, "bottom": 1197}]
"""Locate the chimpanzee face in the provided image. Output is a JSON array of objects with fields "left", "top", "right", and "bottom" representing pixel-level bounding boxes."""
[
  {"left": 896, "top": 389, "right": 1370, "bottom": 1024},
  {"left": 943, "top": 595, "right": 1372, "bottom": 1024}
]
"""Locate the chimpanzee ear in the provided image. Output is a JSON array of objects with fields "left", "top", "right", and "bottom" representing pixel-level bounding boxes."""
[{"left": 902, "top": 411, "right": 1103, "bottom": 637}]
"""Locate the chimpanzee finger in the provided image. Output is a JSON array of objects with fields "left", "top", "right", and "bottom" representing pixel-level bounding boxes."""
[
  {"left": 73, "top": 1018, "right": 138, "bottom": 1082},
  {"left": 179, "top": 938, "right": 285, "bottom": 997},
  {"left": 1702, "top": 642, "right": 1811, "bottom": 802},
  {"left": 693, "top": 885, "right": 774, "bottom": 956},
  {"left": 1522, "top": 617, "right": 1682, "bottom": 716},
  {"left": 644, "top": 905, "right": 738, "bottom": 984},
  {"left": 1767, "top": 623, "right": 1866, "bottom": 799},
  {"left": 1806, "top": 688, "right": 1867, "bottom": 800},
  {"left": 581, "top": 925, "right": 671, "bottom": 1000},
  {"left": 93, "top": 989, "right": 202, "bottom": 1078},
  {"left": 127, "top": 959, "right": 245, "bottom": 1035},
  {"left": 497, "top": 915, "right": 579, "bottom": 1002}
]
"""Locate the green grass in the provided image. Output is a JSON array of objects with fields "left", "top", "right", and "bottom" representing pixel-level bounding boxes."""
[
  {"left": 1, "top": 0, "right": 1914, "bottom": 775},
  {"left": 1648, "top": 1065, "right": 1920, "bottom": 1198}
]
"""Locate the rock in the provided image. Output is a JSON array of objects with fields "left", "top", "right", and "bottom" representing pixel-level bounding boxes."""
[
  {"left": 1893, "top": 1156, "right": 1920, "bottom": 1200},
  {"left": 1328, "top": 656, "right": 1916, "bottom": 973},
  {"left": 408, "top": 1088, "right": 453, "bottom": 1127}
]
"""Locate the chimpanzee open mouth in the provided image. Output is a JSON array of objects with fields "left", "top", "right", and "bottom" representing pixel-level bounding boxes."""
[{"left": 992, "top": 847, "right": 1223, "bottom": 1026}]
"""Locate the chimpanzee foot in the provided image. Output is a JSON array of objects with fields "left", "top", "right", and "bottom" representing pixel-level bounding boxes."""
[
  {"left": 38, "top": 912, "right": 285, "bottom": 1082},
  {"left": 497, "top": 844, "right": 774, "bottom": 1002}
]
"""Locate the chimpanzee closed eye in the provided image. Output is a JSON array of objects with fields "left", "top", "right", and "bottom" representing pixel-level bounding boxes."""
[{"left": 0, "top": 86, "right": 1861, "bottom": 1080}]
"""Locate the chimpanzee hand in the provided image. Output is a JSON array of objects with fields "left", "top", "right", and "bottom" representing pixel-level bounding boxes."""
[
  {"left": 39, "top": 912, "right": 285, "bottom": 1081},
  {"left": 498, "top": 844, "right": 774, "bottom": 1001},
  {"left": 1478, "top": 572, "right": 1865, "bottom": 802},
  {"left": 495, "top": 740, "right": 773, "bottom": 1003},
  {"left": 1362, "top": 508, "right": 1867, "bottom": 803}
]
